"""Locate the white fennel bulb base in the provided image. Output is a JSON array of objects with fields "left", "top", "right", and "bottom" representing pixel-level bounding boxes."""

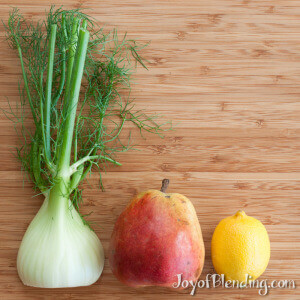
[{"left": 17, "top": 192, "right": 104, "bottom": 288}]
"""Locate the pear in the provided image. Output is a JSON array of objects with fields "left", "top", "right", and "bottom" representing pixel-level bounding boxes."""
[{"left": 109, "top": 179, "right": 205, "bottom": 288}]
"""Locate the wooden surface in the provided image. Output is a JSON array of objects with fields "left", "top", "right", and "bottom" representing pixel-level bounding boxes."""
[{"left": 0, "top": 0, "right": 299, "bottom": 299}]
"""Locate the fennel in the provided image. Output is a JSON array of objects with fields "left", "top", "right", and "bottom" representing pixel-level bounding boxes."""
[{"left": 4, "top": 7, "right": 169, "bottom": 288}]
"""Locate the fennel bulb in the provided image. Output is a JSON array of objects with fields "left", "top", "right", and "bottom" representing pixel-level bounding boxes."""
[{"left": 17, "top": 193, "right": 104, "bottom": 288}]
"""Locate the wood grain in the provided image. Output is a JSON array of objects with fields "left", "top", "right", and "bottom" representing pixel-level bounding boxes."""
[{"left": 0, "top": 0, "right": 299, "bottom": 299}]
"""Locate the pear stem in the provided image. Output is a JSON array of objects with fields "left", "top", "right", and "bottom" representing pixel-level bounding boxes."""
[{"left": 160, "top": 179, "right": 170, "bottom": 193}]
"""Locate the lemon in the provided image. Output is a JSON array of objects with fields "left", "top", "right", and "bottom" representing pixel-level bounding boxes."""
[{"left": 211, "top": 210, "right": 270, "bottom": 282}]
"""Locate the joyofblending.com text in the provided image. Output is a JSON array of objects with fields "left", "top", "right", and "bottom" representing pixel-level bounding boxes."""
[{"left": 173, "top": 274, "right": 296, "bottom": 296}]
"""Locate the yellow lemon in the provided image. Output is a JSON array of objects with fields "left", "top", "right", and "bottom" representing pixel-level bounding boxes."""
[{"left": 211, "top": 210, "right": 270, "bottom": 282}]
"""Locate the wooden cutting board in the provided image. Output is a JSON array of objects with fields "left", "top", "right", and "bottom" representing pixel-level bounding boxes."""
[{"left": 0, "top": 0, "right": 299, "bottom": 299}]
